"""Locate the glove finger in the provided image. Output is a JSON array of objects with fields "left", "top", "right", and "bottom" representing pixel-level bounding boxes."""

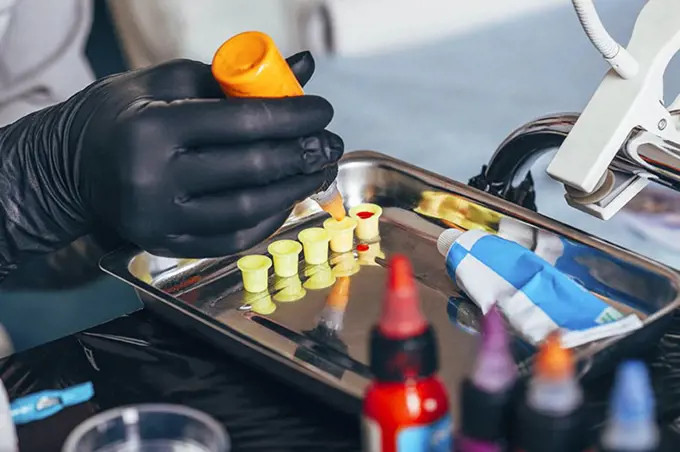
[
  {"left": 145, "top": 59, "right": 225, "bottom": 101},
  {"left": 286, "top": 51, "right": 315, "bottom": 88},
  {"left": 147, "top": 52, "right": 315, "bottom": 103},
  {"left": 146, "top": 210, "right": 291, "bottom": 258},
  {"left": 169, "top": 171, "right": 327, "bottom": 235},
  {"left": 152, "top": 95, "right": 334, "bottom": 147},
  {"left": 173, "top": 130, "right": 343, "bottom": 193}
]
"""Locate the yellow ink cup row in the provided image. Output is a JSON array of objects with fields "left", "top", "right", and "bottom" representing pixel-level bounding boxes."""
[{"left": 237, "top": 203, "right": 382, "bottom": 297}]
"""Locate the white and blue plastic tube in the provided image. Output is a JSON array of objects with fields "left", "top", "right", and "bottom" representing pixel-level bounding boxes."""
[{"left": 437, "top": 228, "right": 643, "bottom": 348}]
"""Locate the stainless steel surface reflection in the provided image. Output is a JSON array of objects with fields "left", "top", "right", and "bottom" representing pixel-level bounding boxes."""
[
  {"left": 468, "top": 112, "right": 680, "bottom": 214},
  {"left": 100, "top": 151, "right": 680, "bottom": 419}
]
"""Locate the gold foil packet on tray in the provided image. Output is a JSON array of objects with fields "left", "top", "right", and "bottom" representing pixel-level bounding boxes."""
[{"left": 414, "top": 190, "right": 501, "bottom": 233}]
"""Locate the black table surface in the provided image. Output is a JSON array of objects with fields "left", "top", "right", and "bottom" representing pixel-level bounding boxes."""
[
  {"left": 1, "top": 311, "right": 359, "bottom": 452},
  {"left": 3, "top": 309, "right": 680, "bottom": 452}
]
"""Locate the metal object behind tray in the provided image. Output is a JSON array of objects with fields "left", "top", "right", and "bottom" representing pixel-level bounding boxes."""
[
  {"left": 468, "top": 112, "right": 680, "bottom": 215},
  {"left": 100, "top": 151, "right": 680, "bottom": 418}
]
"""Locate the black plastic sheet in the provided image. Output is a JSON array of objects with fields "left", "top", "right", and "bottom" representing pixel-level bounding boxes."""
[
  {"left": 1, "top": 311, "right": 360, "bottom": 451},
  {"left": 3, "top": 309, "right": 680, "bottom": 451}
]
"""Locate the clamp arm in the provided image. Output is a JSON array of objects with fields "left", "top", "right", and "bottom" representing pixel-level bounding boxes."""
[{"left": 546, "top": 0, "right": 680, "bottom": 197}]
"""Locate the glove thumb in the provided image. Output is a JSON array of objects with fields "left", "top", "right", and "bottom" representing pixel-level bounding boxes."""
[{"left": 286, "top": 51, "right": 316, "bottom": 88}]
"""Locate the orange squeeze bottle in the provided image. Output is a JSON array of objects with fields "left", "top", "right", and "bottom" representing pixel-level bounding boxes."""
[{"left": 212, "top": 31, "right": 346, "bottom": 220}]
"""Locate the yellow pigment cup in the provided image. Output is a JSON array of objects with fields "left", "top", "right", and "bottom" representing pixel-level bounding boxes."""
[
  {"left": 268, "top": 240, "right": 302, "bottom": 277},
  {"left": 243, "top": 290, "right": 276, "bottom": 315},
  {"left": 349, "top": 203, "right": 383, "bottom": 241},
  {"left": 303, "top": 262, "right": 336, "bottom": 290},
  {"left": 298, "top": 228, "right": 330, "bottom": 265},
  {"left": 274, "top": 275, "right": 306, "bottom": 302},
  {"left": 323, "top": 217, "right": 358, "bottom": 253},
  {"left": 237, "top": 255, "right": 272, "bottom": 293}
]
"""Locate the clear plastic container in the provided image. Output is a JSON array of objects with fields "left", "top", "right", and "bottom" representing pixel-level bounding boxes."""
[{"left": 62, "top": 404, "right": 230, "bottom": 452}]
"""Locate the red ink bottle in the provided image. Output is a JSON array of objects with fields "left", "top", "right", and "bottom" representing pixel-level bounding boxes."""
[{"left": 361, "top": 255, "right": 453, "bottom": 452}]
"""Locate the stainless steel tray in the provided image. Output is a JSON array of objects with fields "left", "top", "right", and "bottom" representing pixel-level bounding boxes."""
[{"left": 100, "top": 151, "right": 680, "bottom": 418}]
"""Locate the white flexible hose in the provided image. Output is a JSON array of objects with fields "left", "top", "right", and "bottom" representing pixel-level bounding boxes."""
[
  {"left": 571, "top": 0, "right": 619, "bottom": 58},
  {"left": 571, "top": 0, "right": 639, "bottom": 78}
]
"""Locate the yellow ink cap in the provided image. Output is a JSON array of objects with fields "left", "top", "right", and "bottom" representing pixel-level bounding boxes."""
[
  {"left": 243, "top": 290, "right": 276, "bottom": 315},
  {"left": 274, "top": 275, "right": 306, "bottom": 302},
  {"left": 237, "top": 255, "right": 272, "bottom": 293},
  {"left": 323, "top": 217, "right": 358, "bottom": 253},
  {"left": 349, "top": 203, "right": 383, "bottom": 241},
  {"left": 212, "top": 31, "right": 346, "bottom": 219},
  {"left": 268, "top": 240, "right": 302, "bottom": 277},
  {"left": 298, "top": 228, "right": 331, "bottom": 265},
  {"left": 303, "top": 262, "right": 336, "bottom": 290}
]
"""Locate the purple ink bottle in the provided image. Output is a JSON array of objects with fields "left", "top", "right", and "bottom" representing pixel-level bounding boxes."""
[{"left": 458, "top": 306, "right": 518, "bottom": 452}]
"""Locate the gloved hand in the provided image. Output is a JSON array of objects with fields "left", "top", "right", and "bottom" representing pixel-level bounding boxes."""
[{"left": 0, "top": 52, "right": 343, "bottom": 278}]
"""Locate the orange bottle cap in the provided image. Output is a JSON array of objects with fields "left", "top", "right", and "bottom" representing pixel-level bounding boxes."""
[
  {"left": 212, "top": 31, "right": 303, "bottom": 98},
  {"left": 535, "top": 331, "right": 574, "bottom": 381}
]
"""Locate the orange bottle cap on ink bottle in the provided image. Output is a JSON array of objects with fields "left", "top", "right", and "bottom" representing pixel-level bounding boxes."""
[
  {"left": 536, "top": 331, "right": 574, "bottom": 381},
  {"left": 212, "top": 31, "right": 304, "bottom": 98}
]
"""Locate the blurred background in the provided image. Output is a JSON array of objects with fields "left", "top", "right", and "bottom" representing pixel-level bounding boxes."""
[
  {"left": 104, "top": 0, "right": 680, "bottom": 267},
  {"left": 2, "top": 0, "right": 680, "bottom": 353}
]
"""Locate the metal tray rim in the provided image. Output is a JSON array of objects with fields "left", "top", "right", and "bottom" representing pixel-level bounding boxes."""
[{"left": 100, "top": 149, "right": 680, "bottom": 366}]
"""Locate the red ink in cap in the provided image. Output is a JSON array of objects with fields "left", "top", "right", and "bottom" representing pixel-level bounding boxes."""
[{"left": 357, "top": 211, "right": 375, "bottom": 219}]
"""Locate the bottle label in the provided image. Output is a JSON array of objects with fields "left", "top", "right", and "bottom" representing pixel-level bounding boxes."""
[
  {"left": 397, "top": 414, "right": 453, "bottom": 451},
  {"left": 361, "top": 414, "right": 453, "bottom": 451}
]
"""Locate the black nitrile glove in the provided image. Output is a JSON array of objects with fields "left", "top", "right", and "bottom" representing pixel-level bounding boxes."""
[{"left": 0, "top": 52, "right": 343, "bottom": 279}]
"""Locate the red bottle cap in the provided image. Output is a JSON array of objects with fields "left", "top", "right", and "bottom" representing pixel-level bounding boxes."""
[{"left": 377, "top": 255, "right": 428, "bottom": 339}]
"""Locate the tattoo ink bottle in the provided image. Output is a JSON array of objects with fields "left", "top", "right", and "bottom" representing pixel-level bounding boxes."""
[{"left": 362, "top": 255, "right": 453, "bottom": 452}]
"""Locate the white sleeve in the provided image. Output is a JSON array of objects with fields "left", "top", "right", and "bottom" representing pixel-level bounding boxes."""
[
  {"left": 0, "top": 0, "right": 16, "bottom": 45},
  {"left": 107, "top": 0, "right": 568, "bottom": 66},
  {"left": 0, "top": 0, "right": 95, "bottom": 127},
  {"left": 107, "top": 0, "right": 305, "bottom": 68}
]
